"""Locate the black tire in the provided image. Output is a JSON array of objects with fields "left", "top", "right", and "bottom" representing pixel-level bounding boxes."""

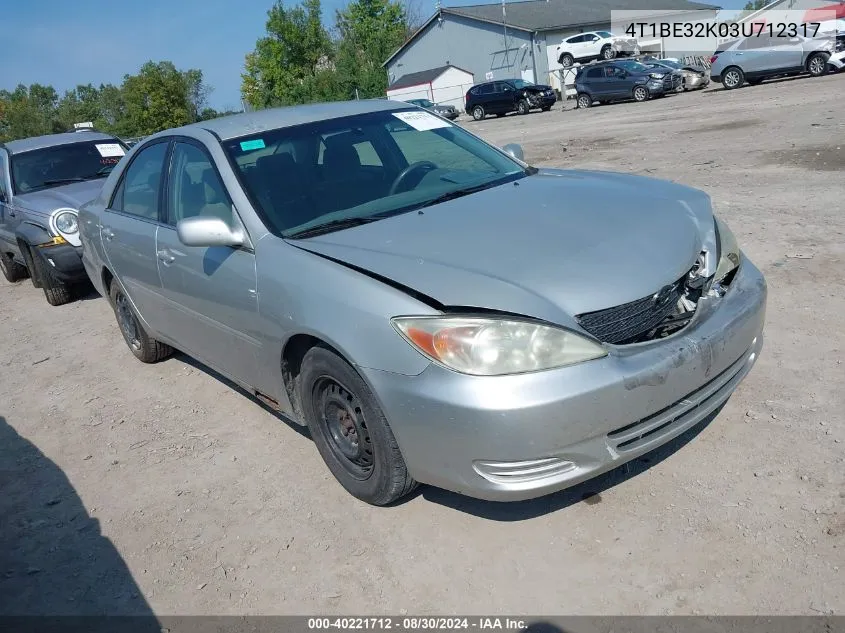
[
  {"left": 30, "top": 249, "right": 73, "bottom": 306},
  {"left": 633, "top": 85, "right": 650, "bottom": 102},
  {"left": 0, "top": 251, "right": 27, "bottom": 283},
  {"left": 19, "top": 243, "right": 42, "bottom": 288},
  {"left": 517, "top": 99, "right": 530, "bottom": 115},
  {"left": 807, "top": 52, "right": 829, "bottom": 77},
  {"left": 471, "top": 105, "right": 485, "bottom": 121},
  {"left": 601, "top": 45, "right": 615, "bottom": 60},
  {"left": 559, "top": 53, "right": 574, "bottom": 68},
  {"left": 577, "top": 93, "right": 592, "bottom": 109},
  {"left": 299, "top": 346, "right": 417, "bottom": 505},
  {"left": 109, "top": 279, "right": 173, "bottom": 363},
  {"left": 722, "top": 66, "right": 744, "bottom": 90}
]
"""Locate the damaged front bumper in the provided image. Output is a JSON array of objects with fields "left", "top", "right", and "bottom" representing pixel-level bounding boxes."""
[{"left": 362, "top": 255, "right": 767, "bottom": 501}]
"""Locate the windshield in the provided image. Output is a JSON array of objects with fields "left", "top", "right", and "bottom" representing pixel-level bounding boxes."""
[
  {"left": 510, "top": 79, "right": 535, "bottom": 89},
  {"left": 413, "top": 99, "right": 435, "bottom": 108},
  {"left": 614, "top": 60, "right": 652, "bottom": 73},
  {"left": 11, "top": 139, "right": 127, "bottom": 194},
  {"left": 222, "top": 109, "right": 530, "bottom": 238},
  {"left": 596, "top": 31, "right": 614, "bottom": 38},
  {"left": 655, "top": 59, "right": 682, "bottom": 69}
]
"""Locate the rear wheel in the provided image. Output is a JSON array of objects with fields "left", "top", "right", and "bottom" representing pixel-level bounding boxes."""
[
  {"left": 0, "top": 251, "right": 27, "bottom": 283},
  {"left": 299, "top": 346, "right": 417, "bottom": 505},
  {"left": 517, "top": 99, "right": 530, "bottom": 115},
  {"left": 633, "top": 85, "right": 650, "bottom": 102},
  {"left": 577, "top": 93, "right": 592, "bottom": 109},
  {"left": 808, "top": 52, "right": 828, "bottom": 77},
  {"left": 30, "top": 250, "right": 73, "bottom": 306},
  {"left": 109, "top": 279, "right": 173, "bottom": 363},
  {"left": 471, "top": 105, "right": 485, "bottom": 121},
  {"left": 722, "top": 66, "right": 744, "bottom": 90}
]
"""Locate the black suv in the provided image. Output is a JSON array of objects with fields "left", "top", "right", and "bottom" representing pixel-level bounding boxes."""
[
  {"left": 465, "top": 79, "right": 557, "bottom": 120},
  {"left": 574, "top": 59, "right": 676, "bottom": 109}
]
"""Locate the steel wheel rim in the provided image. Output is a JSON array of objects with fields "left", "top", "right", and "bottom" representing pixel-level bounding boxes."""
[
  {"left": 313, "top": 377, "right": 374, "bottom": 480},
  {"left": 115, "top": 292, "right": 141, "bottom": 351},
  {"left": 724, "top": 70, "right": 740, "bottom": 88},
  {"left": 634, "top": 87, "right": 648, "bottom": 101},
  {"left": 810, "top": 57, "right": 824, "bottom": 74}
]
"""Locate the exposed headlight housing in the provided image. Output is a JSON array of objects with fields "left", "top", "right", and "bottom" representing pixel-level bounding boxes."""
[
  {"left": 391, "top": 316, "right": 607, "bottom": 376},
  {"left": 650, "top": 72, "right": 665, "bottom": 79},
  {"left": 714, "top": 216, "right": 740, "bottom": 282}
]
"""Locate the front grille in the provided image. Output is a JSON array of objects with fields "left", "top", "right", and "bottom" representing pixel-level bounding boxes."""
[
  {"left": 576, "top": 277, "right": 685, "bottom": 345},
  {"left": 663, "top": 75, "right": 674, "bottom": 90}
]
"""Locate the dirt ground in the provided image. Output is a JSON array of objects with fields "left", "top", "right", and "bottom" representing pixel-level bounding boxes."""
[{"left": 1, "top": 75, "right": 844, "bottom": 617}]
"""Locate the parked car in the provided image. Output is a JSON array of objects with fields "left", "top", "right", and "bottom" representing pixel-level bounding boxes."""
[
  {"left": 556, "top": 31, "right": 640, "bottom": 68},
  {"left": 465, "top": 79, "right": 556, "bottom": 120},
  {"left": 575, "top": 59, "right": 676, "bottom": 108},
  {"left": 0, "top": 131, "right": 128, "bottom": 305},
  {"left": 404, "top": 98, "right": 460, "bottom": 120},
  {"left": 642, "top": 58, "right": 711, "bottom": 91},
  {"left": 80, "top": 100, "right": 766, "bottom": 505},
  {"left": 710, "top": 34, "right": 834, "bottom": 89}
]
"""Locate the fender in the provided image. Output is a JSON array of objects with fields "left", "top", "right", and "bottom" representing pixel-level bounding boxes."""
[{"left": 15, "top": 221, "right": 52, "bottom": 247}]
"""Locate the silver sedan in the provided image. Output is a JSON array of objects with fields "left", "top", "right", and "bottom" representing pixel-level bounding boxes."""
[{"left": 79, "top": 99, "right": 766, "bottom": 505}]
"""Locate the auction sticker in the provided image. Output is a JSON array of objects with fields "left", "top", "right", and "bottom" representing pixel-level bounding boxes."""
[
  {"left": 392, "top": 111, "right": 451, "bottom": 131},
  {"left": 240, "top": 139, "right": 266, "bottom": 151},
  {"left": 95, "top": 143, "right": 126, "bottom": 157}
]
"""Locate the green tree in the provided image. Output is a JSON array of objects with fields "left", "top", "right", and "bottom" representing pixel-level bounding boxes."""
[
  {"left": 241, "top": 0, "right": 335, "bottom": 109},
  {"left": 118, "top": 61, "right": 209, "bottom": 136},
  {"left": 334, "top": 0, "right": 410, "bottom": 100},
  {"left": 742, "top": 0, "right": 768, "bottom": 11}
]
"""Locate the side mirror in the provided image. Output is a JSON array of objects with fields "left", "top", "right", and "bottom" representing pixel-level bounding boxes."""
[
  {"left": 176, "top": 216, "right": 244, "bottom": 248},
  {"left": 502, "top": 143, "right": 525, "bottom": 162}
]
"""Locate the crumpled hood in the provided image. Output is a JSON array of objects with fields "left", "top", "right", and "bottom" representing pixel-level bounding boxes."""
[
  {"left": 16, "top": 179, "right": 106, "bottom": 216},
  {"left": 292, "top": 169, "right": 717, "bottom": 324}
]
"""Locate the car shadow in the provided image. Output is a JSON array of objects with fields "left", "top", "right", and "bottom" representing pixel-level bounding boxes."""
[
  {"left": 175, "top": 353, "right": 311, "bottom": 440},
  {"left": 0, "top": 416, "right": 161, "bottom": 626},
  {"left": 416, "top": 404, "right": 724, "bottom": 521}
]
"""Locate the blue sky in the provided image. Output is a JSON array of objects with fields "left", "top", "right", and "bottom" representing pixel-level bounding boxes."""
[{"left": 5, "top": 0, "right": 749, "bottom": 111}]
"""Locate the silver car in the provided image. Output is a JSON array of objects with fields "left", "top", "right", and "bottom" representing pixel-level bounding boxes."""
[
  {"left": 79, "top": 100, "right": 766, "bottom": 505},
  {"left": 710, "top": 34, "right": 833, "bottom": 89},
  {"left": 0, "top": 131, "right": 127, "bottom": 304}
]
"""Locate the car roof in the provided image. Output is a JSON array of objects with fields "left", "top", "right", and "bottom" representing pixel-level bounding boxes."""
[
  {"left": 3, "top": 131, "right": 118, "bottom": 155},
  {"left": 164, "top": 99, "right": 411, "bottom": 142}
]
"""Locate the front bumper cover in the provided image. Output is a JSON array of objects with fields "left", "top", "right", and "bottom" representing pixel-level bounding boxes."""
[
  {"left": 35, "top": 243, "right": 87, "bottom": 283},
  {"left": 362, "top": 255, "right": 767, "bottom": 501}
]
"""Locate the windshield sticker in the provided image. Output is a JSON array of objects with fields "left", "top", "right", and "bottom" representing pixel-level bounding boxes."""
[
  {"left": 95, "top": 143, "right": 126, "bottom": 158},
  {"left": 240, "top": 139, "right": 266, "bottom": 151},
  {"left": 392, "top": 111, "right": 451, "bottom": 131}
]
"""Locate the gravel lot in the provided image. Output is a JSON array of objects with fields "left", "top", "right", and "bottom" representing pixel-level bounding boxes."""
[{"left": 1, "top": 75, "right": 843, "bottom": 617}]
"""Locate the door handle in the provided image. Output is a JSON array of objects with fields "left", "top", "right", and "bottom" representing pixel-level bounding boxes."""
[
  {"left": 157, "top": 250, "right": 175, "bottom": 265},
  {"left": 102, "top": 227, "right": 115, "bottom": 240}
]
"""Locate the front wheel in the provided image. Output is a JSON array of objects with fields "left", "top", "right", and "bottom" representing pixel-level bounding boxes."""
[
  {"left": 517, "top": 99, "right": 530, "bottom": 115},
  {"left": 577, "top": 93, "right": 592, "bottom": 109},
  {"left": 0, "top": 251, "right": 27, "bottom": 283},
  {"left": 559, "top": 53, "right": 574, "bottom": 68},
  {"left": 722, "top": 66, "right": 744, "bottom": 90},
  {"left": 30, "top": 250, "right": 73, "bottom": 306},
  {"left": 601, "top": 45, "right": 615, "bottom": 60},
  {"left": 633, "top": 85, "right": 650, "bottom": 102},
  {"left": 471, "top": 105, "right": 485, "bottom": 121},
  {"left": 808, "top": 52, "right": 829, "bottom": 77},
  {"left": 299, "top": 346, "right": 417, "bottom": 505},
  {"left": 109, "top": 279, "right": 173, "bottom": 363}
]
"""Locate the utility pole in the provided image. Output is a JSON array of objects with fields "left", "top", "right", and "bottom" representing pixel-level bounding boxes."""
[{"left": 502, "top": 0, "right": 509, "bottom": 69}]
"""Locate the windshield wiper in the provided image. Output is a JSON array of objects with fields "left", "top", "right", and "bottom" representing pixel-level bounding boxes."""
[
  {"left": 285, "top": 216, "right": 381, "bottom": 239},
  {"left": 409, "top": 181, "right": 501, "bottom": 211},
  {"left": 42, "top": 177, "right": 86, "bottom": 185}
]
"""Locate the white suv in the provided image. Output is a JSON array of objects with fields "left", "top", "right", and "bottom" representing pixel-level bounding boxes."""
[{"left": 556, "top": 31, "right": 640, "bottom": 68}]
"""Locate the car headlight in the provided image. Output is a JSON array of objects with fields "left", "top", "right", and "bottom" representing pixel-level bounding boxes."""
[
  {"left": 650, "top": 73, "right": 665, "bottom": 79},
  {"left": 391, "top": 316, "right": 607, "bottom": 376},
  {"left": 714, "top": 216, "right": 740, "bottom": 282},
  {"left": 54, "top": 210, "right": 79, "bottom": 235}
]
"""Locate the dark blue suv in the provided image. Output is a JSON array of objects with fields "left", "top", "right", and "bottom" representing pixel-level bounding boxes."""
[{"left": 574, "top": 60, "right": 678, "bottom": 109}]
